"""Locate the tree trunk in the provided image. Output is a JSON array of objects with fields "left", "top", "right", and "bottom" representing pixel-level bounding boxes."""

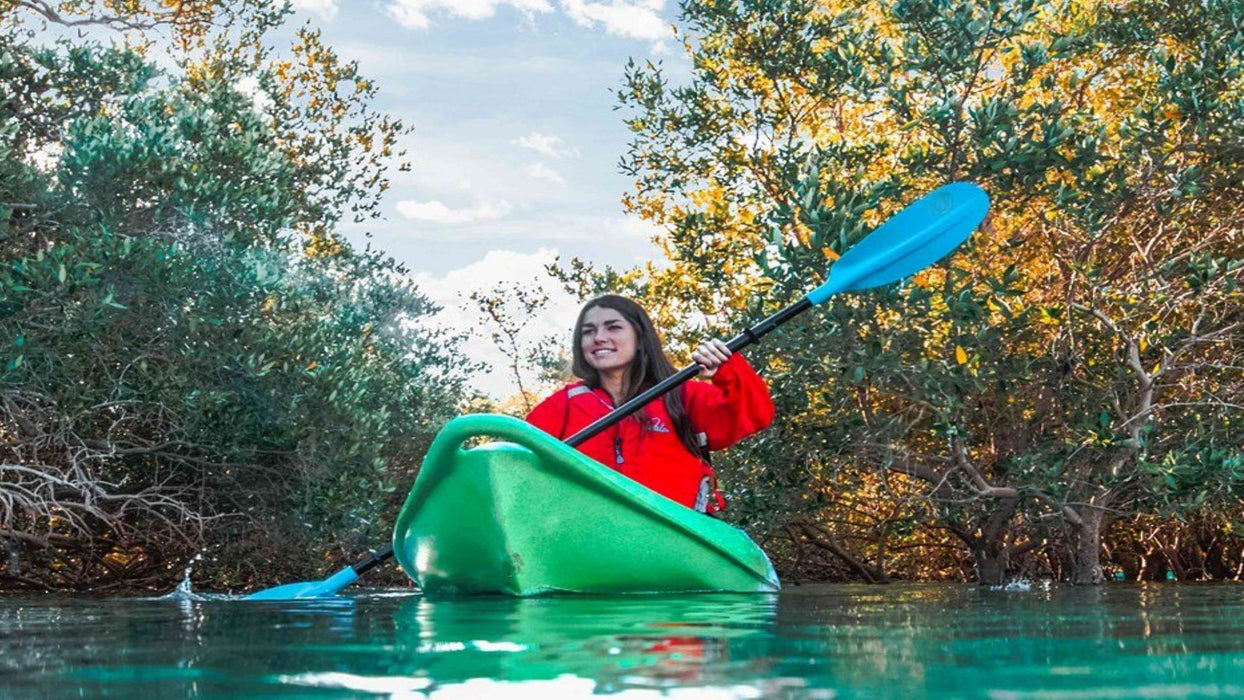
[
  {"left": 1071, "top": 503, "right": 1107, "bottom": 585},
  {"left": 5, "top": 538, "right": 19, "bottom": 577},
  {"left": 967, "top": 497, "right": 1021, "bottom": 586},
  {"left": 975, "top": 543, "right": 1009, "bottom": 586},
  {"left": 797, "top": 522, "right": 889, "bottom": 583}
]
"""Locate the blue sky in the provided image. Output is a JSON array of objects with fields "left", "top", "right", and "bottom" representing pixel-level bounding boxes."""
[
  {"left": 290, "top": 0, "right": 681, "bottom": 274},
  {"left": 283, "top": 0, "right": 689, "bottom": 396},
  {"left": 35, "top": 1, "right": 687, "bottom": 397}
]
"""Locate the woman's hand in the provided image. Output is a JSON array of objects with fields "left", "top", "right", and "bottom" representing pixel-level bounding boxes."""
[{"left": 691, "top": 339, "right": 732, "bottom": 379}]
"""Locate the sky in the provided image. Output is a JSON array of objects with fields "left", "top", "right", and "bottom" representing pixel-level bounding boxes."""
[{"left": 281, "top": 0, "right": 689, "bottom": 398}]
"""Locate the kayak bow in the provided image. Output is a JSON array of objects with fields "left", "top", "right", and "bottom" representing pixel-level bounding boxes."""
[{"left": 391, "top": 414, "right": 780, "bottom": 597}]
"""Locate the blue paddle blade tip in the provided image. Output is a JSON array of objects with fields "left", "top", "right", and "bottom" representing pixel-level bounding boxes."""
[
  {"left": 242, "top": 566, "right": 359, "bottom": 600},
  {"left": 806, "top": 182, "right": 989, "bottom": 304}
]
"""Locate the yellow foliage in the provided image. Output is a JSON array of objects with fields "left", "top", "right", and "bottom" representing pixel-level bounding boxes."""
[{"left": 302, "top": 227, "right": 343, "bottom": 259}]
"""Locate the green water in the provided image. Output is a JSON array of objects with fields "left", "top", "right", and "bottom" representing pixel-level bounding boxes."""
[{"left": 3, "top": 583, "right": 1243, "bottom": 697}]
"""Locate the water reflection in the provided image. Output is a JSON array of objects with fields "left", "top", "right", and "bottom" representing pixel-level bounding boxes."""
[
  {"left": 2, "top": 584, "right": 1244, "bottom": 696},
  {"left": 388, "top": 594, "right": 782, "bottom": 694}
]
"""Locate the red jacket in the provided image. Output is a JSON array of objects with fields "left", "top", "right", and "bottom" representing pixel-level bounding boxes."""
[{"left": 526, "top": 354, "right": 774, "bottom": 513}]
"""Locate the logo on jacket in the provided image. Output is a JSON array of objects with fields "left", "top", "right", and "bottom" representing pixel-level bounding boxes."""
[{"left": 649, "top": 417, "right": 671, "bottom": 433}]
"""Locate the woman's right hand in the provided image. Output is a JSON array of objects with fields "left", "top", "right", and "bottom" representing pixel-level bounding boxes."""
[{"left": 691, "top": 339, "right": 732, "bottom": 379}]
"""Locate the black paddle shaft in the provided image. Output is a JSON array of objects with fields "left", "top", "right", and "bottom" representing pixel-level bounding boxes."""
[
  {"left": 565, "top": 297, "right": 813, "bottom": 448},
  {"left": 354, "top": 545, "right": 394, "bottom": 573},
  {"left": 350, "top": 297, "right": 813, "bottom": 575}
]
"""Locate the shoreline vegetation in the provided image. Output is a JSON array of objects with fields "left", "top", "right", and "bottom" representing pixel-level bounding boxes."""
[{"left": 3, "top": 0, "right": 1241, "bottom": 593}]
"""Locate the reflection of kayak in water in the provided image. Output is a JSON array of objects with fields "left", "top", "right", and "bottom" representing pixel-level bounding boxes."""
[
  {"left": 392, "top": 414, "right": 780, "bottom": 597},
  {"left": 389, "top": 593, "right": 779, "bottom": 690}
]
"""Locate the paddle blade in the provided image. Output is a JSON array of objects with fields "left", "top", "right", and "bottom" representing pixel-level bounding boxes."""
[
  {"left": 806, "top": 182, "right": 989, "bottom": 304},
  {"left": 242, "top": 566, "right": 359, "bottom": 600}
]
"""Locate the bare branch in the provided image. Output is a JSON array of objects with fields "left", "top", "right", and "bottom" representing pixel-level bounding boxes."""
[
  {"left": 12, "top": 0, "right": 165, "bottom": 30},
  {"left": 1071, "top": 303, "right": 1152, "bottom": 385}
]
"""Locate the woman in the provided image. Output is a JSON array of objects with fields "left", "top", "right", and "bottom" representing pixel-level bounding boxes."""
[{"left": 526, "top": 295, "right": 774, "bottom": 515}]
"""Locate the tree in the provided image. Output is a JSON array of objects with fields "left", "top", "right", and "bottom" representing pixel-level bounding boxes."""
[
  {"left": 615, "top": 0, "right": 1243, "bottom": 584},
  {"left": 0, "top": 2, "right": 471, "bottom": 589}
]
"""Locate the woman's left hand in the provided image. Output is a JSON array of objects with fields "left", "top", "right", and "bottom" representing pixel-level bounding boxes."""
[{"left": 691, "top": 339, "right": 732, "bottom": 379}]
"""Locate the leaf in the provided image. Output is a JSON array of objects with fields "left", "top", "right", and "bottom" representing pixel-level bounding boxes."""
[
  {"left": 955, "top": 345, "right": 968, "bottom": 365},
  {"left": 58, "top": 263, "right": 66, "bottom": 284}
]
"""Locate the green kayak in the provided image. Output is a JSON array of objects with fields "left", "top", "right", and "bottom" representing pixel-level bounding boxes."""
[{"left": 391, "top": 414, "right": 780, "bottom": 597}]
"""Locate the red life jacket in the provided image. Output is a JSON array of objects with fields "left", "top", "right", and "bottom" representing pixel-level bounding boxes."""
[{"left": 525, "top": 354, "right": 774, "bottom": 513}]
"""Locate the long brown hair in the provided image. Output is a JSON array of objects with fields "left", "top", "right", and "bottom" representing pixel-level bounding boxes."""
[{"left": 571, "top": 295, "right": 705, "bottom": 461}]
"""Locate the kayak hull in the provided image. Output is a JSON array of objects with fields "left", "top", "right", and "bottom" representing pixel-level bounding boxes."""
[{"left": 392, "top": 414, "right": 779, "bottom": 597}]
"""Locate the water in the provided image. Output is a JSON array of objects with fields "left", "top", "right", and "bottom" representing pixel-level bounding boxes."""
[{"left": 3, "top": 583, "right": 1244, "bottom": 697}]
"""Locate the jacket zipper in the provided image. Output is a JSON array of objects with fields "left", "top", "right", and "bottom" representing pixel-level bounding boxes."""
[{"left": 591, "top": 389, "right": 624, "bottom": 465}]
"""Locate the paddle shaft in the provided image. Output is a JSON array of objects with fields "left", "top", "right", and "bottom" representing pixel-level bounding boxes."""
[
  {"left": 566, "top": 297, "right": 813, "bottom": 447},
  {"left": 354, "top": 545, "right": 394, "bottom": 573}
]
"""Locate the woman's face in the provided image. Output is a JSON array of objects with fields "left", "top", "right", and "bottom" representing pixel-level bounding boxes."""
[{"left": 580, "top": 305, "right": 638, "bottom": 375}]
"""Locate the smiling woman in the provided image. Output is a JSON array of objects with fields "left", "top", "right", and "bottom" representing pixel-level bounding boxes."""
[{"left": 526, "top": 295, "right": 774, "bottom": 515}]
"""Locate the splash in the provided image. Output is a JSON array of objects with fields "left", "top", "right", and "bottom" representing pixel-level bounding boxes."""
[
  {"left": 155, "top": 554, "right": 212, "bottom": 601},
  {"left": 984, "top": 578, "right": 1046, "bottom": 593}
]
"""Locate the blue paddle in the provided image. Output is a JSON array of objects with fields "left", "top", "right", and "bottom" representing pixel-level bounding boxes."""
[
  {"left": 242, "top": 181, "right": 989, "bottom": 600},
  {"left": 565, "top": 181, "right": 990, "bottom": 446},
  {"left": 243, "top": 547, "right": 390, "bottom": 600}
]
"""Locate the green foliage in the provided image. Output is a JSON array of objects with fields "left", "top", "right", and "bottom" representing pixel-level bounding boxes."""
[
  {"left": 0, "top": 8, "right": 470, "bottom": 590},
  {"left": 613, "top": 0, "right": 1244, "bottom": 583}
]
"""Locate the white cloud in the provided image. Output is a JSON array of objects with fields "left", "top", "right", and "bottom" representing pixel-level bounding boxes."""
[
  {"left": 525, "top": 162, "right": 566, "bottom": 185},
  {"left": 615, "top": 214, "right": 662, "bottom": 239},
  {"left": 386, "top": 0, "right": 554, "bottom": 30},
  {"left": 233, "top": 76, "right": 273, "bottom": 113},
  {"left": 395, "top": 199, "right": 513, "bottom": 224},
  {"left": 416, "top": 248, "right": 569, "bottom": 311},
  {"left": 414, "top": 248, "right": 582, "bottom": 398},
  {"left": 560, "top": 0, "right": 668, "bottom": 41},
  {"left": 290, "top": 0, "right": 338, "bottom": 20},
  {"left": 381, "top": 0, "right": 669, "bottom": 45},
  {"left": 388, "top": 212, "right": 661, "bottom": 244},
  {"left": 513, "top": 132, "right": 577, "bottom": 159}
]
